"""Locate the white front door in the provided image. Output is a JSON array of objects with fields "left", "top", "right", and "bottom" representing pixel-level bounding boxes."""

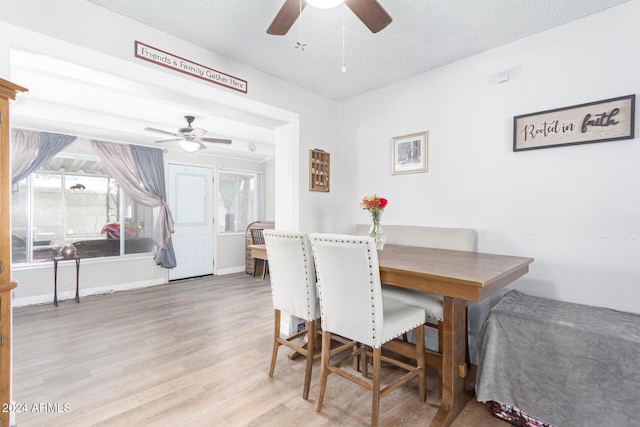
[{"left": 168, "top": 164, "right": 214, "bottom": 280}]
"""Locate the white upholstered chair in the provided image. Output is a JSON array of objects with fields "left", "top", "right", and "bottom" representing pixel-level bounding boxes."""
[
  {"left": 355, "top": 224, "right": 477, "bottom": 389},
  {"left": 264, "top": 230, "right": 353, "bottom": 400},
  {"left": 309, "top": 233, "right": 426, "bottom": 427},
  {"left": 263, "top": 230, "right": 319, "bottom": 400}
]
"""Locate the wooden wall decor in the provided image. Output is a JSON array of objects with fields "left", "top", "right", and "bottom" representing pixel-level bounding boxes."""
[
  {"left": 309, "top": 149, "right": 330, "bottom": 192},
  {"left": 514, "top": 94, "right": 635, "bottom": 151}
]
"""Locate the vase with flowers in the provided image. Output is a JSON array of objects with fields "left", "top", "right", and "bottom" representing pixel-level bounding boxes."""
[{"left": 360, "top": 194, "right": 388, "bottom": 250}]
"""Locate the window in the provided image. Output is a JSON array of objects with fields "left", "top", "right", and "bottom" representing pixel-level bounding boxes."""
[
  {"left": 11, "top": 153, "right": 154, "bottom": 263},
  {"left": 217, "top": 170, "right": 259, "bottom": 233}
]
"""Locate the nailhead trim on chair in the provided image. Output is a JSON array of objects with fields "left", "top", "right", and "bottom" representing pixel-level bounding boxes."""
[
  {"left": 265, "top": 231, "right": 317, "bottom": 321},
  {"left": 366, "top": 245, "right": 377, "bottom": 343},
  {"left": 311, "top": 235, "right": 379, "bottom": 344},
  {"left": 299, "top": 236, "right": 313, "bottom": 316},
  {"left": 311, "top": 234, "right": 426, "bottom": 348},
  {"left": 312, "top": 237, "right": 326, "bottom": 331}
]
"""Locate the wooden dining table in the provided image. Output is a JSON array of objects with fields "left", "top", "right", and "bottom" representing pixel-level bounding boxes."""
[{"left": 377, "top": 244, "right": 534, "bottom": 427}]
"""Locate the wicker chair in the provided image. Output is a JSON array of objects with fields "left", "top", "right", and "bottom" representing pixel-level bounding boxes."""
[{"left": 250, "top": 228, "right": 269, "bottom": 279}]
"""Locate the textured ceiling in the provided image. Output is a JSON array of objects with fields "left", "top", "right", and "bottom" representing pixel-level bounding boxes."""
[
  {"left": 87, "top": 0, "right": 629, "bottom": 100},
  {"left": 9, "top": 0, "right": 631, "bottom": 159}
]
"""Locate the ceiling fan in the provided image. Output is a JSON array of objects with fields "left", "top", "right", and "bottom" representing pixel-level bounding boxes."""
[
  {"left": 267, "top": 0, "right": 392, "bottom": 35},
  {"left": 145, "top": 115, "right": 232, "bottom": 152}
]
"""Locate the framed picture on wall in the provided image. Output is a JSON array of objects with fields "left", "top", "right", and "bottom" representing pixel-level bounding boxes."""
[{"left": 391, "top": 131, "right": 428, "bottom": 174}]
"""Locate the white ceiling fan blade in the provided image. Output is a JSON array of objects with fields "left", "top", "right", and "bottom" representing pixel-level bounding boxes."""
[
  {"left": 200, "top": 137, "right": 232, "bottom": 144},
  {"left": 154, "top": 138, "right": 182, "bottom": 143},
  {"left": 145, "top": 127, "right": 178, "bottom": 137}
]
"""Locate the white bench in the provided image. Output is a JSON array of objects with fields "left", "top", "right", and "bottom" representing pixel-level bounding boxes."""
[{"left": 354, "top": 224, "right": 476, "bottom": 251}]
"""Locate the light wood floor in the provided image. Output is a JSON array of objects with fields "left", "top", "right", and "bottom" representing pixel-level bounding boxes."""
[{"left": 12, "top": 273, "right": 508, "bottom": 427}]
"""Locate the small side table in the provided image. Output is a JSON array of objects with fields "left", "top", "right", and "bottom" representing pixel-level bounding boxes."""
[{"left": 53, "top": 256, "right": 80, "bottom": 307}]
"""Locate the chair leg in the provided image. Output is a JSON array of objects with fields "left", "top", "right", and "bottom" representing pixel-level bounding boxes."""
[
  {"left": 316, "top": 320, "right": 323, "bottom": 350},
  {"left": 415, "top": 324, "right": 426, "bottom": 402},
  {"left": 315, "top": 330, "right": 331, "bottom": 412},
  {"left": 262, "top": 260, "right": 269, "bottom": 280},
  {"left": 252, "top": 258, "right": 258, "bottom": 277},
  {"left": 268, "top": 310, "right": 281, "bottom": 377},
  {"left": 371, "top": 347, "right": 382, "bottom": 427},
  {"left": 302, "top": 320, "right": 316, "bottom": 400}
]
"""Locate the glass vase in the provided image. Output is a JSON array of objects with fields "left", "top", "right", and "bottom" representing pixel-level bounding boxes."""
[{"left": 368, "top": 210, "right": 385, "bottom": 250}]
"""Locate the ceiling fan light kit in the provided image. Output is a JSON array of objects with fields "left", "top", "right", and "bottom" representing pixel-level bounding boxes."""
[
  {"left": 306, "top": 0, "right": 345, "bottom": 9},
  {"left": 179, "top": 139, "right": 203, "bottom": 152}
]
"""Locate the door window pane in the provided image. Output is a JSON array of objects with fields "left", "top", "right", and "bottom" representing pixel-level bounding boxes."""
[{"left": 175, "top": 173, "right": 207, "bottom": 224}]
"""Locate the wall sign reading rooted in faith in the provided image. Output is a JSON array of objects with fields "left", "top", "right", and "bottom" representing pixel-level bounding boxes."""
[{"left": 513, "top": 94, "right": 635, "bottom": 151}]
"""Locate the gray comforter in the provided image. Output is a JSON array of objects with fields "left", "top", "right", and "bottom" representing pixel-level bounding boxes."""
[{"left": 476, "top": 290, "right": 640, "bottom": 427}]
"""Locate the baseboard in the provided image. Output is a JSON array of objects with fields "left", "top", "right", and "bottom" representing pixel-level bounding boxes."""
[
  {"left": 216, "top": 266, "right": 246, "bottom": 275},
  {"left": 13, "top": 268, "right": 256, "bottom": 307},
  {"left": 12, "top": 278, "right": 167, "bottom": 307}
]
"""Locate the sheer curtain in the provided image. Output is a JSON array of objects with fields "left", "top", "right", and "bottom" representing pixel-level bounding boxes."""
[
  {"left": 92, "top": 140, "right": 176, "bottom": 268},
  {"left": 219, "top": 178, "right": 238, "bottom": 232},
  {"left": 11, "top": 129, "right": 76, "bottom": 184}
]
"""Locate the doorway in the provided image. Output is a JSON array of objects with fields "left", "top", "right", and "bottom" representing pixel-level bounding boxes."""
[{"left": 168, "top": 164, "right": 214, "bottom": 280}]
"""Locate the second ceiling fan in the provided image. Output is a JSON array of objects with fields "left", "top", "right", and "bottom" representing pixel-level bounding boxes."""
[
  {"left": 145, "top": 115, "right": 232, "bottom": 152},
  {"left": 267, "top": 0, "right": 392, "bottom": 36}
]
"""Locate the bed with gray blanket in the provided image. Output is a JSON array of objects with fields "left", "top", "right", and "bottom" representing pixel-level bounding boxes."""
[{"left": 476, "top": 290, "right": 640, "bottom": 427}]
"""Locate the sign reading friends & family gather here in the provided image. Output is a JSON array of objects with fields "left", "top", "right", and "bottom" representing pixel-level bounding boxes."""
[
  {"left": 134, "top": 41, "right": 247, "bottom": 93},
  {"left": 513, "top": 94, "right": 635, "bottom": 151}
]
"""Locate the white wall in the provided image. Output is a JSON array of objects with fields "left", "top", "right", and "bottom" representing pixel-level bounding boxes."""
[
  {"left": 0, "top": 0, "right": 339, "bottom": 233},
  {"left": 335, "top": 1, "right": 640, "bottom": 341},
  {"left": 4, "top": 0, "right": 638, "bottom": 318},
  {"left": 12, "top": 257, "right": 167, "bottom": 306},
  {"left": 1, "top": 0, "right": 339, "bottom": 302}
]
